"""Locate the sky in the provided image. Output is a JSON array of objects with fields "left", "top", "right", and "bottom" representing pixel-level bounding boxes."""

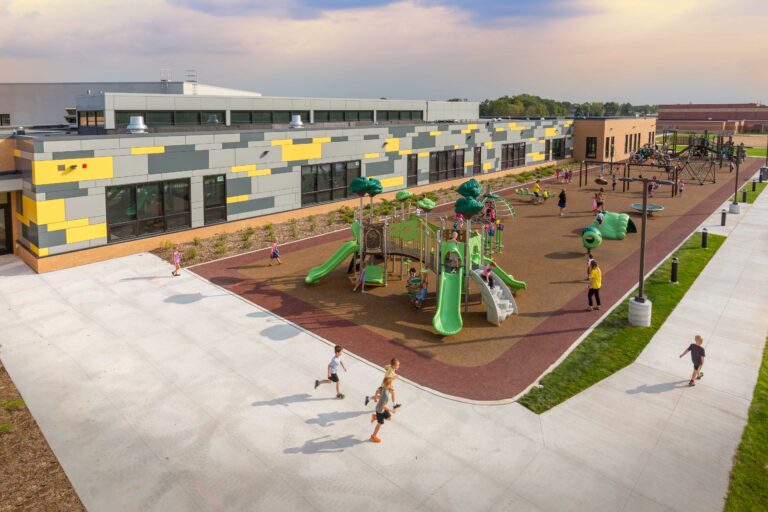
[{"left": 1, "top": 0, "right": 766, "bottom": 104}]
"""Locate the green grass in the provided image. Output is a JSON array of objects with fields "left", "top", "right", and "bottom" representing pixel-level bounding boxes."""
[
  {"left": 725, "top": 337, "right": 768, "bottom": 510},
  {"left": 738, "top": 181, "right": 767, "bottom": 204},
  {"left": 745, "top": 147, "right": 767, "bottom": 158},
  {"left": 0, "top": 422, "right": 13, "bottom": 434},
  {"left": 519, "top": 233, "right": 726, "bottom": 414},
  {"left": 0, "top": 399, "right": 25, "bottom": 413}
]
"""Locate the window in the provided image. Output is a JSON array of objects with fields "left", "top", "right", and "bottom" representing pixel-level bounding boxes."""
[
  {"left": 0, "top": 114, "right": 10, "bottom": 126},
  {"left": 473, "top": 147, "right": 482, "bottom": 175},
  {"left": 175, "top": 111, "right": 201, "bottom": 125},
  {"left": 116, "top": 111, "right": 143, "bottom": 127},
  {"left": 314, "top": 111, "right": 330, "bottom": 122},
  {"left": 253, "top": 111, "right": 272, "bottom": 124},
  {"left": 203, "top": 175, "right": 227, "bottom": 225},
  {"left": 300, "top": 160, "right": 361, "bottom": 206},
  {"left": 360, "top": 111, "right": 374, "bottom": 121},
  {"left": 624, "top": 134, "right": 629, "bottom": 153},
  {"left": 586, "top": 137, "right": 597, "bottom": 159},
  {"left": 552, "top": 138, "right": 566, "bottom": 159},
  {"left": 231, "top": 111, "right": 252, "bottom": 124},
  {"left": 412, "top": 111, "right": 423, "bottom": 121},
  {"left": 605, "top": 137, "right": 610, "bottom": 158},
  {"left": 77, "top": 111, "right": 105, "bottom": 127},
  {"left": 202, "top": 111, "right": 225, "bottom": 124},
  {"left": 330, "top": 110, "right": 344, "bottom": 122},
  {"left": 106, "top": 179, "right": 190, "bottom": 242},
  {"left": 501, "top": 143, "right": 525, "bottom": 169},
  {"left": 345, "top": 111, "right": 359, "bottom": 122},
  {"left": 429, "top": 149, "right": 464, "bottom": 183},
  {"left": 648, "top": 131, "right": 653, "bottom": 144},
  {"left": 146, "top": 111, "right": 173, "bottom": 126},
  {"left": 610, "top": 136, "right": 615, "bottom": 159},
  {"left": 546, "top": 139, "right": 552, "bottom": 161},
  {"left": 407, "top": 154, "right": 419, "bottom": 185},
  {"left": 273, "top": 111, "right": 291, "bottom": 124},
  {"left": 635, "top": 133, "right": 640, "bottom": 150}
]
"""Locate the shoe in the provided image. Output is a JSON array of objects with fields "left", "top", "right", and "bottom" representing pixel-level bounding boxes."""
[
  {"left": 688, "top": 380, "right": 695, "bottom": 386},
  {"left": 586, "top": 306, "right": 593, "bottom": 311},
  {"left": 370, "top": 436, "right": 381, "bottom": 443},
  {"left": 393, "top": 403, "right": 402, "bottom": 409},
  {"left": 314, "top": 380, "right": 319, "bottom": 389},
  {"left": 364, "top": 396, "right": 370, "bottom": 406},
  {"left": 697, "top": 371, "right": 704, "bottom": 380},
  {"left": 371, "top": 414, "right": 376, "bottom": 423},
  {"left": 595, "top": 306, "right": 600, "bottom": 310},
  {"left": 337, "top": 393, "right": 345, "bottom": 399}
]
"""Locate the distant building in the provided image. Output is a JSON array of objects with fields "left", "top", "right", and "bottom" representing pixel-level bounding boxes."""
[
  {"left": 571, "top": 117, "right": 657, "bottom": 163},
  {"left": 657, "top": 103, "right": 768, "bottom": 133}
]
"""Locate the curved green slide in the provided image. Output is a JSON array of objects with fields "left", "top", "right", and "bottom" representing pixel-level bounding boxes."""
[
  {"left": 433, "top": 268, "right": 464, "bottom": 336},
  {"left": 305, "top": 240, "right": 359, "bottom": 284},
  {"left": 490, "top": 262, "right": 527, "bottom": 292}
]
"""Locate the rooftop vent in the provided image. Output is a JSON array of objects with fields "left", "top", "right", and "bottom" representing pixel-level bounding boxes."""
[
  {"left": 289, "top": 114, "right": 304, "bottom": 129},
  {"left": 126, "top": 116, "right": 148, "bottom": 134},
  {"left": 206, "top": 113, "right": 220, "bottom": 124}
]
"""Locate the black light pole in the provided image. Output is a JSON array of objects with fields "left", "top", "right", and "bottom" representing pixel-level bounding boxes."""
[{"left": 733, "top": 158, "right": 740, "bottom": 205}]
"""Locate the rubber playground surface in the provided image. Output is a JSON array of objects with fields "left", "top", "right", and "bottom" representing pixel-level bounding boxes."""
[{"left": 193, "top": 160, "right": 759, "bottom": 400}]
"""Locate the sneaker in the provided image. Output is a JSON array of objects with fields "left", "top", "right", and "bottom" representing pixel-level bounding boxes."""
[
  {"left": 371, "top": 414, "right": 376, "bottom": 423},
  {"left": 364, "top": 396, "right": 370, "bottom": 406},
  {"left": 697, "top": 371, "right": 704, "bottom": 380},
  {"left": 314, "top": 380, "right": 319, "bottom": 389},
  {"left": 595, "top": 306, "right": 600, "bottom": 310},
  {"left": 370, "top": 436, "right": 381, "bottom": 443},
  {"left": 586, "top": 306, "right": 593, "bottom": 311},
  {"left": 688, "top": 380, "right": 695, "bottom": 386},
  {"left": 337, "top": 393, "right": 345, "bottom": 399},
  {"left": 393, "top": 403, "right": 402, "bottom": 409}
]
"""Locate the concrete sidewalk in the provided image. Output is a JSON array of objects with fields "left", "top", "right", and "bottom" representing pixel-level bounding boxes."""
[{"left": 0, "top": 188, "right": 766, "bottom": 511}]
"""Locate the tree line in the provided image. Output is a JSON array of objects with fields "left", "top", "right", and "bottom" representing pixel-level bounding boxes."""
[{"left": 447, "top": 94, "right": 657, "bottom": 118}]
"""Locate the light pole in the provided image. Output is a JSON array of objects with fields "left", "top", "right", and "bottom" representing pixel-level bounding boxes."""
[
  {"left": 729, "top": 150, "right": 742, "bottom": 214},
  {"left": 620, "top": 176, "right": 673, "bottom": 326}
]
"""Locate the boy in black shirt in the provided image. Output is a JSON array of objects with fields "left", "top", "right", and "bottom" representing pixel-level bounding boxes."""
[{"left": 679, "top": 335, "right": 706, "bottom": 386}]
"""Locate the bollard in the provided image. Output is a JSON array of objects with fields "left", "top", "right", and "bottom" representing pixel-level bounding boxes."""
[
  {"left": 742, "top": 190, "right": 748, "bottom": 203},
  {"left": 720, "top": 209, "right": 727, "bottom": 226},
  {"left": 701, "top": 228, "right": 708, "bottom": 248},
  {"left": 753, "top": 180, "right": 757, "bottom": 192},
  {"left": 670, "top": 257, "right": 679, "bottom": 284}
]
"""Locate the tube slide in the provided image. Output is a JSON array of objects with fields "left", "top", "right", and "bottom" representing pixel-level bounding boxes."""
[
  {"left": 432, "top": 267, "right": 464, "bottom": 336},
  {"left": 305, "top": 240, "right": 359, "bottom": 284}
]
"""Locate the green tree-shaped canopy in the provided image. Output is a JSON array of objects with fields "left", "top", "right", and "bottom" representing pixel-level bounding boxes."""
[
  {"left": 367, "top": 178, "right": 383, "bottom": 197},
  {"left": 454, "top": 197, "right": 484, "bottom": 216},
  {"left": 416, "top": 198, "right": 436, "bottom": 211},
  {"left": 395, "top": 190, "right": 413, "bottom": 202},
  {"left": 350, "top": 176, "right": 370, "bottom": 196},
  {"left": 457, "top": 179, "right": 483, "bottom": 199}
]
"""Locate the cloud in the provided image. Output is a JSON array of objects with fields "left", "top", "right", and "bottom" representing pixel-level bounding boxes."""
[{"left": 168, "top": 0, "right": 395, "bottom": 18}]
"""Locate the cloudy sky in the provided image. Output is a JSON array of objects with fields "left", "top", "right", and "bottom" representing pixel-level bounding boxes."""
[{"left": 1, "top": 0, "right": 766, "bottom": 104}]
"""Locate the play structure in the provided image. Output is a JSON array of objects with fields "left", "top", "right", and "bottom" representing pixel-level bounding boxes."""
[
  {"left": 629, "top": 203, "right": 664, "bottom": 215},
  {"left": 305, "top": 178, "right": 526, "bottom": 337},
  {"left": 591, "top": 212, "right": 637, "bottom": 239}
]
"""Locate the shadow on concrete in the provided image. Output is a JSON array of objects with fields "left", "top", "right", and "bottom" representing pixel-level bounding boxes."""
[
  {"left": 120, "top": 275, "right": 174, "bottom": 282},
  {"left": 163, "top": 292, "right": 228, "bottom": 304},
  {"left": 284, "top": 435, "right": 366, "bottom": 454},
  {"left": 247, "top": 311, "right": 272, "bottom": 319},
  {"left": 626, "top": 380, "right": 689, "bottom": 394},
  {"left": 545, "top": 251, "right": 585, "bottom": 260},
  {"left": 251, "top": 393, "right": 337, "bottom": 407},
  {"left": 260, "top": 324, "right": 300, "bottom": 341},
  {"left": 306, "top": 410, "right": 371, "bottom": 427}
]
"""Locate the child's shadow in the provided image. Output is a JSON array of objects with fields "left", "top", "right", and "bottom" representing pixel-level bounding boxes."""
[
  {"left": 306, "top": 410, "right": 371, "bottom": 427},
  {"left": 626, "top": 380, "right": 689, "bottom": 394},
  {"left": 284, "top": 435, "right": 365, "bottom": 454},
  {"left": 251, "top": 393, "right": 336, "bottom": 407}
]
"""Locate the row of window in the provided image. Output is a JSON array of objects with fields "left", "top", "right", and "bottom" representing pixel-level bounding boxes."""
[
  {"left": 429, "top": 149, "right": 465, "bottom": 183},
  {"left": 113, "top": 110, "right": 425, "bottom": 127},
  {"left": 78, "top": 111, "right": 106, "bottom": 127},
  {"left": 105, "top": 177, "right": 226, "bottom": 243},
  {"left": 115, "top": 111, "right": 226, "bottom": 127},
  {"left": 231, "top": 111, "right": 309, "bottom": 125},
  {"left": 625, "top": 133, "right": 642, "bottom": 154},
  {"left": 501, "top": 143, "right": 526, "bottom": 169},
  {"left": 604, "top": 136, "right": 615, "bottom": 159},
  {"left": 300, "top": 160, "right": 361, "bottom": 207}
]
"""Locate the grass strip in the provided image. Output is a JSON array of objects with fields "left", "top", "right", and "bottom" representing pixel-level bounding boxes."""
[
  {"left": 746, "top": 147, "right": 767, "bottom": 158},
  {"left": 519, "top": 232, "right": 726, "bottom": 414},
  {"left": 724, "top": 337, "right": 768, "bottom": 510},
  {"left": 737, "top": 181, "right": 767, "bottom": 204}
]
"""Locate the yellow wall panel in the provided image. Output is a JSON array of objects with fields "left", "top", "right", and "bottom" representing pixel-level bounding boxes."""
[
  {"left": 417, "top": 152, "right": 429, "bottom": 158},
  {"left": 312, "top": 137, "right": 331, "bottom": 143},
  {"left": 226, "top": 195, "right": 249, "bottom": 204},
  {"left": 484, "top": 142, "right": 493, "bottom": 149},
  {"left": 507, "top": 122, "right": 524, "bottom": 130},
  {"left": 467, "top": 124, "right": 477, "bottom": 130},
  {"left": 385, "top": 138, "right": 400, "bottom": 152},
  {"left": 22, "top": 196, "right": 66, "bottom": 225},
  {"left": 545, "top": 127, "right": 558, "bottom": 137},
  {"left": 30, "top": 243, "right": 48, "bottom": 257},
  {"left": 483, "top": 162, "right": 493, "bottom": 170},
  {"left": 66, "top": 223, "right": 106, "bottom": 244},
  {"left": 271, "top": 139, "right": 293, "bottom": 146},
  {"left": 495, "top": 127, "right": 505, "bottom": 132},
  {"left": 130, "top": 146, "right": 165, "bottom": 155},
  {"left": 32, "top": 157, "right": 113, "bottom": 185},
  {"left": 529, "top": 152, "right": 545, "bottom": 162},
  {"left": 47, "top": 218, "right": 90, "bottom": 232},
  {"left": 398, "top": 150, "right": 413, "bottom": 156},
  {"left": 464, "top": 161, "right": 473, "bottom": 167},
  {"left": 379, "top": 176, "right": 404, "bottom": 188},
  {"left": 13, "top": 149, "right": 21, "bottom": 157},
  {"left": 282, "top": 143, "right": 322, "bottom": 161},
  {"left": 232, "top": 164, "right": 256, "bottom": 173},
  {"left": 247, "top": 168, "right": 271, "bottom": 177},
  {"left": 460, "top": 129, "right": 471, "bottom": 134},
  {"left": 429, "top": 131, "right": 442, "bottom": 136},
  {"left": 364, "top": 152, "right": 380, "bottom": 159}
]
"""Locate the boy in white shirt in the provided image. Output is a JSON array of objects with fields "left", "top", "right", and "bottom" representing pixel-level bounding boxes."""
[{"left": 315, "top": 345, "right": 347, "bottom": 399}]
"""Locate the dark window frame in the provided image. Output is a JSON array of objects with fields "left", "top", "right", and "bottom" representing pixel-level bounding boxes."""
[
  {"left": 203, "top": 175, "right": 227, "bottom": 225},
  {"left": 429, "top": 149, "right": 465, "bottom": 183},
  {"left": 473, "top": 147, "right": 482, "bottom": 175},
  {"left": 501, "top": 142, "right": 526, "bottom": 169},
  {"left": 552, "top": 138, "right": 566, "bottom": 159},
  {"left": 300, "top": 160, "right": 361, "bottom": 207},
  {"left": 586, "top": 137, "right": 598, "bottom": 159},
  {"left": 407, "top": 154, "right": 419, "bottom": 186},
  {"left": 0, "top": 113, "right": 10, "bottom": 126}
]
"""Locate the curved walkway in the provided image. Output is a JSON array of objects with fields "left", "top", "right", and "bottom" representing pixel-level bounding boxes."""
[{"left": 0, "top": 171, "right": 765, "bottom": 511}]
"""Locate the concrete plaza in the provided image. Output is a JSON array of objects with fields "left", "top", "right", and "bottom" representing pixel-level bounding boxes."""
[{"left": 0, "top": 179, "right": 766, "bottom": 511}]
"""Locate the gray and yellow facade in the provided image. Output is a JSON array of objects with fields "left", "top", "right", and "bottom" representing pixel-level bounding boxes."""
[{"left": 1, "top": 117, "right": 573, "bottom": 272}]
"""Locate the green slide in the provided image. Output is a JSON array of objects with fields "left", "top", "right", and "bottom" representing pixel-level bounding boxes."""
[
  {"left": 490, "top": 262, "right": 527, "bottom": 292},
  {"left": 433, "top": 241, "right": 464, "bottom": 336},
  {"left": 305, "top": 240, "right": 359, "bottom": 284}
]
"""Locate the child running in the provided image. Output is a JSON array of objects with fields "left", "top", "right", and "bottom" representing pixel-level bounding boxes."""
[
  {"left": 369, "top": 377, "right": 396, "bottom": 444},
  {"left": 366, "top": 358, "right": 401, "bottom": 408},
  {"left": 679, "top": 335, "right": 706, "bottom": 386},
  {"left": 315, "top": 345, "right": 347, "bottom": 399},
  {"left": 171, "top": 246, "right": 181, "bottom": 276},
  {"left": 269, "top": 239, "right": 282, "bottom": 265}
]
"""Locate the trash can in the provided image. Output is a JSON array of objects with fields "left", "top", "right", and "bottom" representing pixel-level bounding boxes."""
[{"left": 761, "top": 166, "right": 768, "bottom": 181}]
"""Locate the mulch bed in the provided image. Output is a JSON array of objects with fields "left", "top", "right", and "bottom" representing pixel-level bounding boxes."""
[
  {"left": 0, "top": 360, "right": 84, "bottom": 511},
  {"left": 192, "top": 160, "right": 760, "bottom": 400}
]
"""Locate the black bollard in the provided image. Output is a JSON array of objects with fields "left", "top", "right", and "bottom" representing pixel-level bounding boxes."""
[
  {"left": 742, "top": 190, "right": 748, "bottom": 202},
  {"left": 702, "top": 228, "right": 709, "bottom": 248},
  {"left": 753, "top": 180, "right": 757, "bottom": 192},
  {"left": 670, "top": 257, "right": 679, "bottom": 284},
  {"left": 721, "top": 209, "right": 727, "bottom": 226}
]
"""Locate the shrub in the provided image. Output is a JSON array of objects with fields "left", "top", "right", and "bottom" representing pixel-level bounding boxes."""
[
  {"left": 192, "top": 237, "right": 201, "bottom": 247},
  {"left": 159, "top": 240, "right": 173, "bottom": 251},
  {"left": 242, "top": 226, "right": 255, "bottom": 240},
  {"left": 241, "top": 239, "right": 253, "bottom": 249},
  {"left": 325, "top": 213, "right": 335, "bottom": 226},
  {"left": 289, "top": 218, "right": 299, "bottom": 238},
  {"left": 307, "top": 215, "right": 317, "bottom": 231},
  {"left": 264, "top": 223, "right": 275, "bottom": 240},
  {"left": 185, "top": 247, "right": 198, "bottom": 260},
  {"left": 214, "top": 239, "right": 227, "bottom": 254},
  {"left": 337, "top": 206, "right": 356, "bottom": 224}
]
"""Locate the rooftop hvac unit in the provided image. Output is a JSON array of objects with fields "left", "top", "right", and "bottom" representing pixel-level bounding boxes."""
[
  {"left": 127, "top": 116, "right": 148, "bottom": 134},
  {"left": 289, "top": 114, "right": 303, "bottom": 129},
  {"left": 206, "top": 113, "right": 220, "bottom": 124}
]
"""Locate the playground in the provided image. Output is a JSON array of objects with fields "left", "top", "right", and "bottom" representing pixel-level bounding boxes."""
[{"left": 193, "top": 158, "right": 761, "bottom": 400}]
